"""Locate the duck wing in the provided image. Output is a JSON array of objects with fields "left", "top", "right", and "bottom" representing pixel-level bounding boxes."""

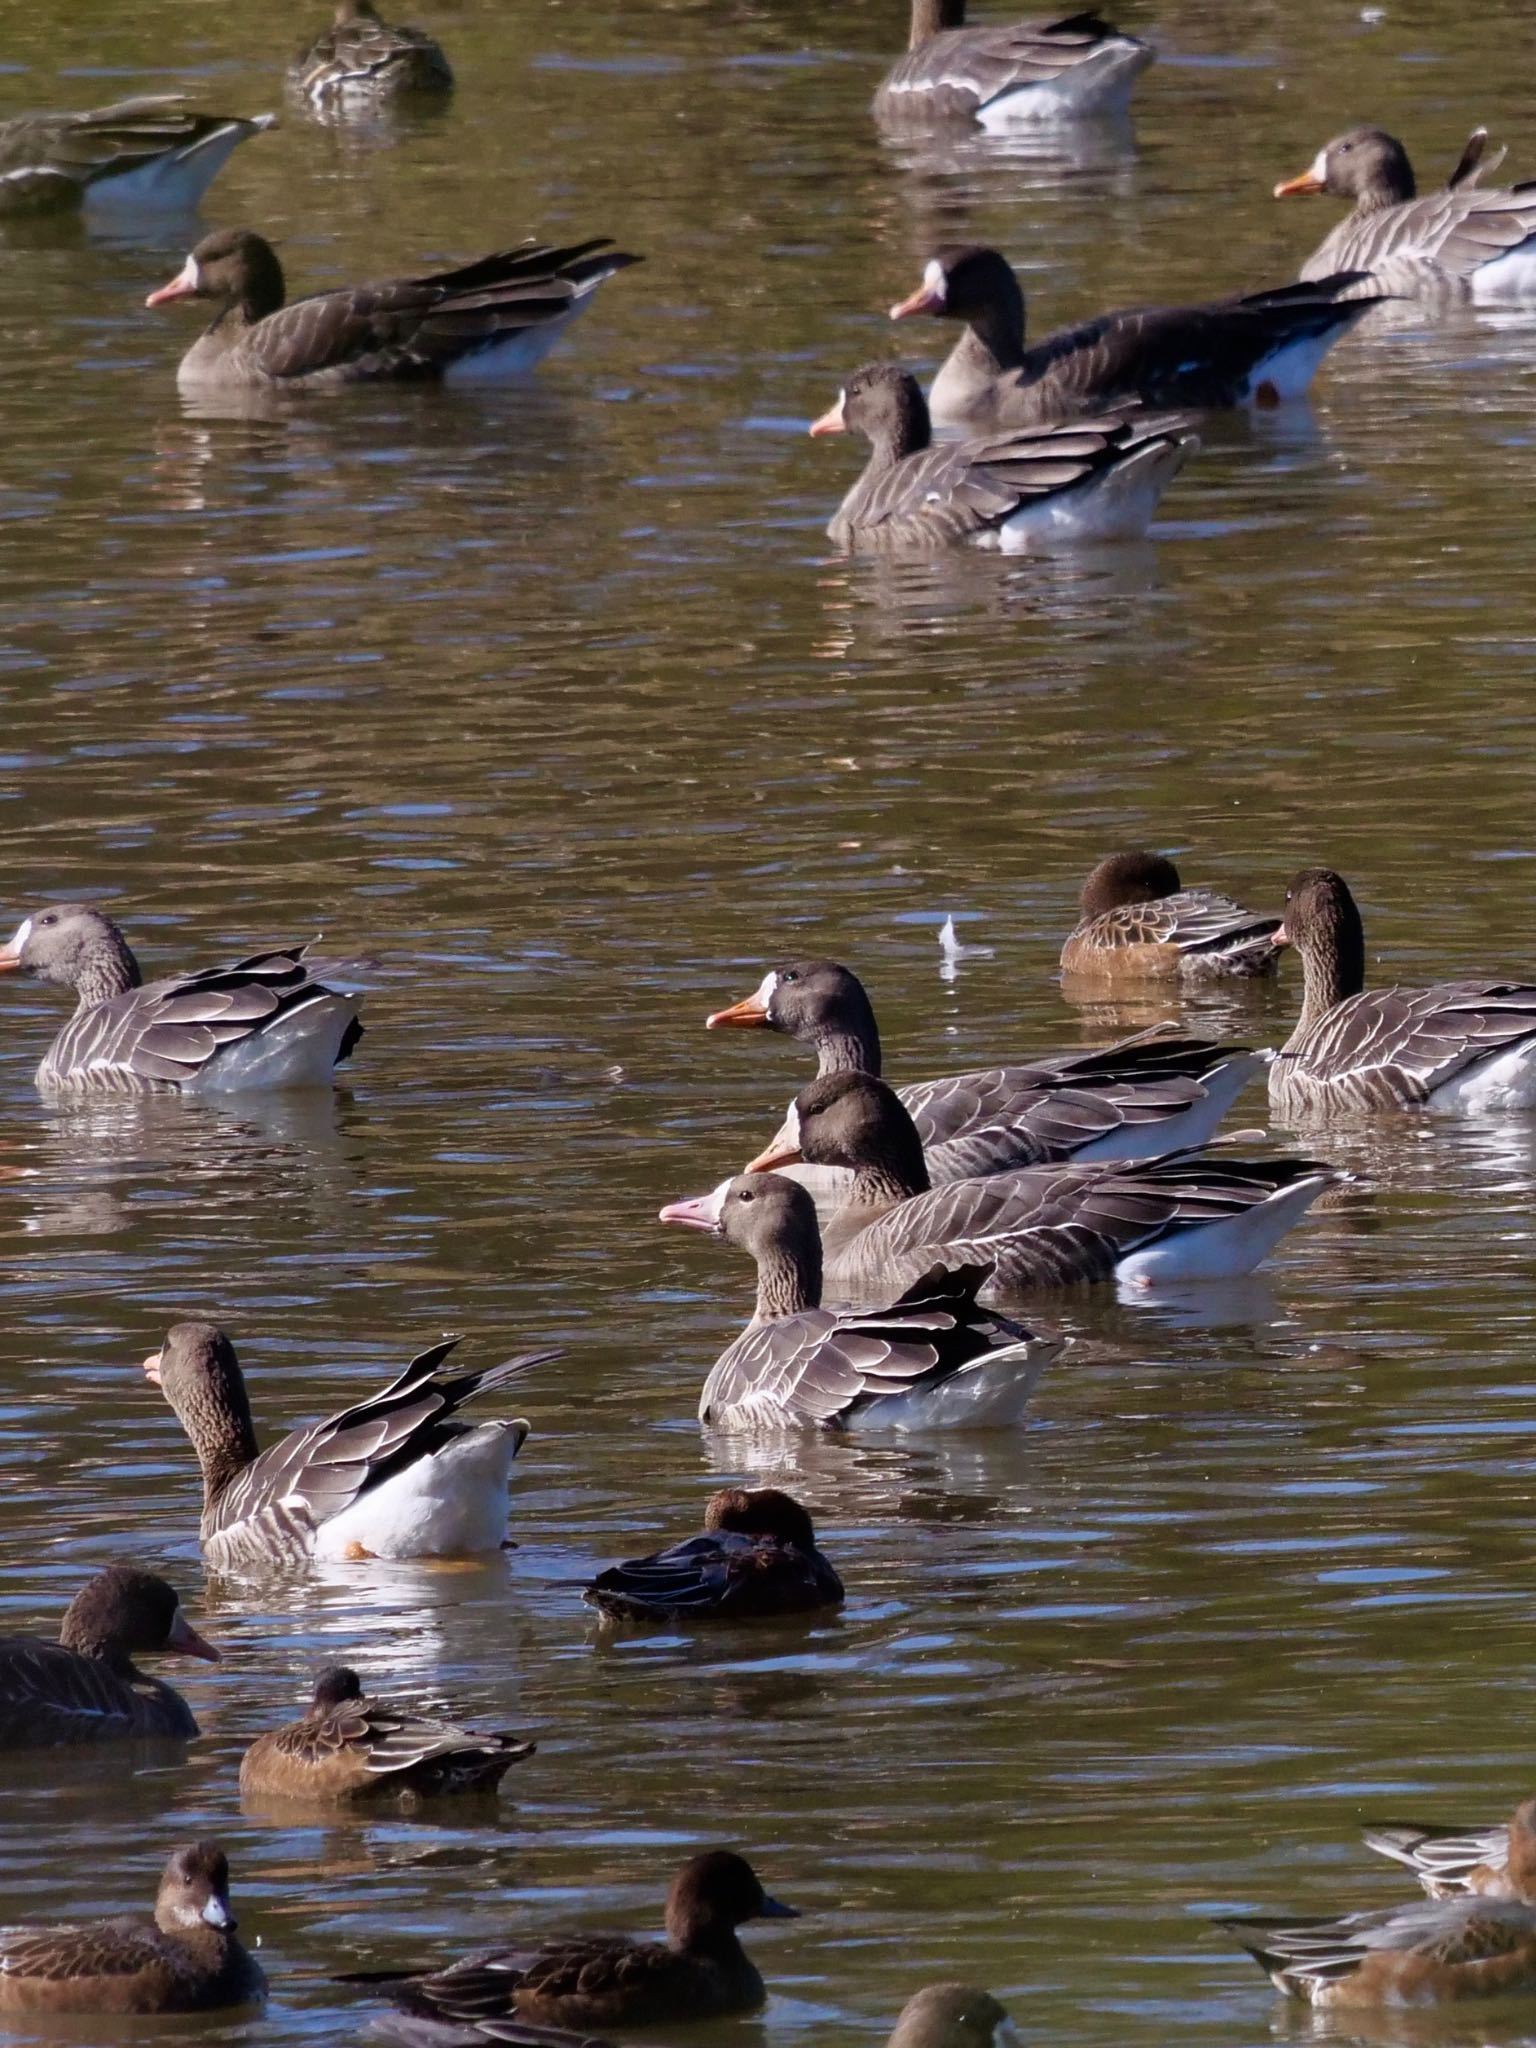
[
  {"left": 291, "top": 13, "right": 453, "bottom": 100},
  {"left": 1220, "top": 1895, "right": 1536, "bottom": 1987},
  {"left": 238, "top": 240, "right": 640, "bottom": 384},
  {"left": 1363, "top": 1819, "right": 1511, "bottom": 1898},
  {"left": 0, "top": 1917, "right": 178, "bottom": 1991},
  {"left": 385, "top": 1938, "right": 667, "bottom": 2029},
  {"left": 1064, "top": 888, "right": 1280, "bottom": 970}
]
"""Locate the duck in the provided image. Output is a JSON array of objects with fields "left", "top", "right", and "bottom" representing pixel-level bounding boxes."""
[
  {"left": 1060, "top": 850, "right": 1281, "bottom": 979},
  {"left": 1363, "top": 1797, "right": 1536, "bottom": 1903},
  {"left": 810, "top": 365, "right": 1194, "bottom": 552},
  {"left": 0, "top": 903, "right": 364, "bottom": 1094},
  {"left": 145, "top": 228, "right": 640, "bottom": 391},
  {"left": 290, "top": 0, "right": 453, "bottom": 107},
  {"left": 1217, "top": 1893, "right": 1536, "bottom": 2006},
  {"left": 0, "top": 96, "right": 273, "bottom": 217},
  {"left": 746, "top": 1072, "right": 1335, "bottom": 1300},
  {"left": 143, "top": 1322, "right": 556, "bottom": 1570},
  {"left": 889, "top": 245, "right": 1384, "bottom": 429},
  {"left": 874, "top": 7, "right": 1152, "bottom": 129},
  {"left": 0, "top": 1565, "right": 217, "bottom": 1746},
  {"left": 1268, "top": 868, "right": 1536, "bottom": 1118},
  {"left": 658, "top": 1173, "right": 1058, "bottom": 1429},
  {"left": 356, "top": 1850, "right": 797, "bottom": 2038},
  {"left": 0, "top": 1843, "right": 263, "bottom": 2016},
  {"left": 708, "top": 958, "right": 1264, "bottom": 1182},
  {"left": 239, "top": 1665, "right": 533, "bottom": 1804},
  {"left": 1275, "top": 125, "right": 1536, "bottom": 301},
  {"left": 585, "top": 1487, "right": 845, "bottom": 1620},
  {"left": 888, "top": 1985, "right": 1020, "bottom": 2048}
]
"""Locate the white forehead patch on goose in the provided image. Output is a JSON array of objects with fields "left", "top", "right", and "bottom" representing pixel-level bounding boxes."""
[
  {"left": 6, "top": 917, "right": 32, "bottom": 951},
  {"left": 924, "top": 257, "right": 948, "bottom": 302},
  {"left": 703, "top": 1179, "right": 734, "bottom": 1221},
  {"left": 752, "top": 970, "right": 779, "bottom": 1006},
  {"left": 782, "top": 1101, "right": 801, "bottom": 1145},
  {"left": 1311, "top": 146, "right": 1330, "bottom": 181}
]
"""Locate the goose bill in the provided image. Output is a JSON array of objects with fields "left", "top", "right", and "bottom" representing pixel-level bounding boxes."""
[
  {"left": 706, "top": 991, "right": 771, "bottom": 1029},
  {"left": 1273, "top": 166, "right": 1326, "bottom": 197},
  {"left": 141, "top": 1347, "right": 164, "bottom": 1385},
  {"left": 658, "top": 1191, "right": 726, "bottom": 1231},
  {"left": 145, "top": 255, "right": 202, "bottom": 307},
  {"left": 165, "top": 1610, "right": 221, "bottom": 1663},
  {"left": 808, "top": 394, "right": 847, "bottom": 437},
  {"left": 745, "top": 1137, "right": 801, "bottom": 1172},
  {"left": 889, "top": 280, "right": 945, "bottom": 319}
]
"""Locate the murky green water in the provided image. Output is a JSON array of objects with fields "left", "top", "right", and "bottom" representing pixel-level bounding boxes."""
[{"left": 3, "top": 0, "right": 1536, "bottom": 2042}]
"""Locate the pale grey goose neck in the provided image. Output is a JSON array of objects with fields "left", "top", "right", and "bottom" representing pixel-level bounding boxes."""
[
  {"left": 290, "top": 0, "right": 454, "bottom": 108},
  {"left": 875, "top": 8, "right": 1153, "bottom": 129},
  {"left": 0, "top": 903, "right": 365, "bottom": 1095},
  {"left": 1269, "top": 868, "right": 1536, "bottom": 1118},
  {"left": 1276, "top": 125, "right": 1536, "bottom": 301},
  {"left": 658, "top": 1173, "right": 1056, "bottom": 1430},
  {"left": 145, "top": 228, "right": 640, "bottom": 392},
  {"left": 0, "top": 96, "right": 273, "bottom": 217},
  {"left": 0, "top": 1566, "right": 218, "bottom": 1747},
  {"left": 888, "top": 1985, "right": 1019, "bottom": 2048},
  {"left": 144, "top": 1323, "right": 557, "bottom": 1569},
  {"left": 760, "top": 1073, "right": 1335, "bottom": 1300},
  {"left": 809, "top": 363, "right": 1193, "bottom": 552},
  {"left": 708, "top": 957, "right": 1264, "bottom": 1181},
  {"left": 1061, "top": 849, "right": 1282, "bottom": 978},
  {"left": 890, "top": 245, "right": 1386, "bottom": 429}
]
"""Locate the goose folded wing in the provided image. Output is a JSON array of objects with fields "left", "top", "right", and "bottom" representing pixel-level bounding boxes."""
[
  {"left": 897, "top": 11, "right": 1132, "bottom": 100},
  {"left": 0, "top": 1639, "right": 134, "bottom": 1730},
  {"left": 1406, "top": 182, "right": 1536, "bottom": 274},
  {"left": 927, "top": 1074, "right": 1212, "bottom": 1178},
  {"left": 1295, "top": 981, "right": 1536, "bottom": 1100}
]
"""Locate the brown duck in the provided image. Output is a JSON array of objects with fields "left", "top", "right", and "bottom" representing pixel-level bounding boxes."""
[{"left": 586, "top": 1488, "right": 845, "bottom": 1623}]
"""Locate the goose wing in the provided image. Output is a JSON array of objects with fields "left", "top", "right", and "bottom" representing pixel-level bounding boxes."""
[
  {"left": 1304, "top": 182, "right": 1536, "bottom": 283},
  {"left": 876, "top": 12, "right": 1148, "bottom": 120},
  {"left": 0, "top": 97, "right": 264, "bottom": 209},
  {"left": 1280, "top": 980, "right": 1536, "bottom": 1106}
]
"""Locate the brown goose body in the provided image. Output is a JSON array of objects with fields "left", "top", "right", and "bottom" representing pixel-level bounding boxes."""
[
  {"left": 1060, "top": 850, "right": 1281, "bottom": 979},
  {"left": 0, "top": 1567, "right": 217, "bottom": 1747},
  {"left": 240, "top": 1665, "right": 533, "bottom": 1804},
  {"left": 874, "top": 6, "right": 1152, "bottom": 128},
  {"left": 291, "top": 0, "right": 453, "bottom": 106},
  {"left": 891, "top": 246, "right": 1383, "bottom": 430},
  {"left": 1364, "top": 1798, "right": 1536, "bottom": 1904},
  {"left": 0, "top": 96, "right": 272, "bottom": 216},
  {"left": 1269, "top": 869, "right": 1536, "bottom": 1118},
  {"left": 586, "top": 1488, "right": 845, "bottom": 1620},
  {"left": 361, "top": 1851, "right": 797, "bottom": 2038},
  {"left": 811, "top": 364, "right": 1193, "bottom": 552},
  {"left": 146, "top": 229, "right": 640, "bottom": 391},
  {"left": 0, "top": 1844, "right": 264, "bottom": 2016},
  {"left": 1276, "top": 126, "right": 1536, "bottom": 301}
]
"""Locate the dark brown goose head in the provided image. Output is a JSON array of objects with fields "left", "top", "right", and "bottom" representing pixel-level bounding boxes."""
[
  {"left": 705, "top": 1486, "right": 819, "bottom": 1552},
  {"left": 1273, "top": 867, "right": 1366, "bottom": 1025},
  {"left": 311, "top": 1665, "right": 365, "bottom": 1712},
  {"left": 146, "top": 229, "right": 287, "bottom": 323},
  {"left": 707, "top": 960, "right": 882, "bottom": 1075},
  {"left": 890, "top": 246, "right": 1025, "bottom": 360},
  {"left": 154, "top": 1843, "right": 237, "bottom": 1937},
  {"left": 888, "top": 1984, "right": 1017, "bottom": 2048},
  {"left": 663, "top": 1851, "right": 797, "bottom": 1955},
  {"left": 755, "top": 1072, "right": 930, "bottom": 1206},
  {"left": 60, "top": 1565, "right": 219, "bottom": 1668},
  {"left": 659, "top": 1172, "right": 823, "bottom": 1319},
  {"left": 142, "top": 1323, "right": 260, "bottom": 1510},
  {"left": 1079, "top": 850, "right": 1183, "bottom": 919},
  {"left": 0, "top": 905, "right": 142, "bottom": 1006},
  {"left": 1274, "top": 127, "right": 1416, "bottom": 208},
  {"left": 809, "top": 365, "right": 932, "bottom": 464}
]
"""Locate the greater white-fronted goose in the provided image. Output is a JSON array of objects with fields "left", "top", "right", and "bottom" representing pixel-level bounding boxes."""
[
  {"left": 874, "top": 7, "right": 1152, "bottom": 129},
  {"left": 889, "top": 1986, "right": 1019, "bottom": 2048},
  {"left": 890, "top": 245, "right": 1384, "bottom": 428},
  {"left": 1216, "top": 1894, "right": 1536, "bottom": 2006},
  {"left": 0, "top": 904, "right": 364, "bottom": 1095},
  {"left": 240, "top": 1665, "right": 533, "bottom": 1804},
  {"left": 353, "top": 1852, "right": 797, "bottom": 2037},
  {"left": 585, "top": 1487, "right": 845, "bottom": 1620},
  {"left": 0, "top": 1844, "right": 264, "bottom": 2017},
  {"left": 1268, "top": 869, "right": 1536, "bottom": 1118},
  {"left": 0, "top": 97, "right": 273, "bottom": 216},
  {"left": 659, "top": 1174, "right": 1058, "bottom": 1429},
  {"left": 0, "top": 1566, "right": 217, "bottom": 1747},
  {"left": 752, "top": 1073, "right": 1335, "bottom": 1298},
  {"left": 290, "top": 1, "right": 453, "bottom": 107},
  {"left": 708, "top": 959, "right": 1263, "bottom": 1178},
  {"left": 810, "top": 365, "right": 1193, "bottom": 552},
  {"left": 1061, "top": 850, "right": 1282, "bottom": 979},
  {"left": 145, "top": 229, "right": 640, "bottom": 391},
  {"left": 1276, "top": 126, "right": 1536, "bottom": 301},
  {"left": 144, "top": 1323, "right": 556, "bottom": 1570},
  {"left": 1364, "top": 1798, "right": 1536, "bottom": 1903}
]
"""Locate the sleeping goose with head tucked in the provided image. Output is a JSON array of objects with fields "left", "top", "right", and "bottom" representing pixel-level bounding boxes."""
[
  {"left": 144, "top": 1323, "right": 556, "bottom": 1570},
  {"left": 1268, "top": 868, "right": 1536, "bottom": 1119}
]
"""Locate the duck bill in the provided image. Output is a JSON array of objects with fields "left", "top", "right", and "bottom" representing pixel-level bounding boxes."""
[
  {"left": 166, "top": 1611, "right": 221, "bottom": 1664},
  {"left": 889, "top": 281, "right": 944, "bottom": 320},
  {"left": 757, "top": 1896, "right": 800, "bottom": 1919},
  {"left": 1273, "top": 169, "right": 1326, "bottom": 197},
  {"left": 145, "top": 257, "right": 200, "bottom": 308},
  {"left": 658, "top": 1194, "right": 722, "bottom": 1231},
  {"left": 744, "top": 1139, "right": 802, "bottom": 1173},
  {"left": 808, "top": 395, "right": 846, "bottom": 438},
  {"left": 706, "top": 993, "right": 771, "bottom": 1030}
]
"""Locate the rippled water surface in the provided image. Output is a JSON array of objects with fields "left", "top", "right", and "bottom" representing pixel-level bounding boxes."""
[{"left": 4, "top": 0, "right": 1536, "bottom": 2042}]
